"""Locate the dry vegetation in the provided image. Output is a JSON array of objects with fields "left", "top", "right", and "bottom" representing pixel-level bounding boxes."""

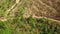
[{"left": 0, "top": 0, "right": 60, "bottom": 34}]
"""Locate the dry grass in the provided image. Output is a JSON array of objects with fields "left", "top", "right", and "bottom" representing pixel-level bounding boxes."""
[{"left": 0, "top": 0, "right": 60, "bottom": 34}]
